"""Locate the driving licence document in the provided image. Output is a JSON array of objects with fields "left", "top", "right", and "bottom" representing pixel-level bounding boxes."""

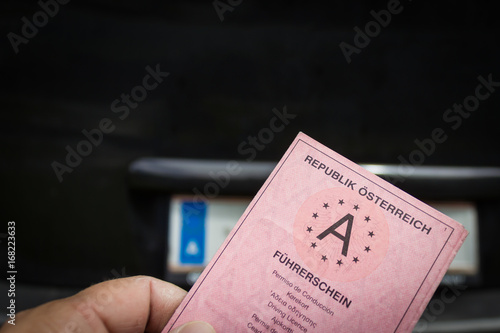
[{"left": 164, "top": 132, "right": 468, "bottom": 333}]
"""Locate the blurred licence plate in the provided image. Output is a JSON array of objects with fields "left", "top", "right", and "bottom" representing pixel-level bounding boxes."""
[
  {"left": 168, "top": 196, "right": 479, "bottom": 276},
  {"left": 168, "top": 196, "right": 251, "bottom": 272}
]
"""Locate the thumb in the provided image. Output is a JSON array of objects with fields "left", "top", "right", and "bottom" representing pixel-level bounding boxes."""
[{"left": 169, "top": 321, "right": 216, "bottom": 333}]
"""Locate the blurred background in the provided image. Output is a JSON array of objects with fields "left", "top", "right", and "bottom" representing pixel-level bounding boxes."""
[{"left": 1, "top": 0, "right": 500, "bottom": 331}]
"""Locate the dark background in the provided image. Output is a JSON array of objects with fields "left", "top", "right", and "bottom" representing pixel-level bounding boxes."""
[{"left": 1, "top": 0, "right": 500, "bottom": 316}]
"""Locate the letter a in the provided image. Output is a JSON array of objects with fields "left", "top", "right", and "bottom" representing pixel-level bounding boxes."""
[
  {"left": 7, "top": 32, "right": 29, "bottom": 54},
  {"left": 51, "top": 160, "right": 73, "bottom": 183},
  {"left": 213, "top": 0, "right": 234, "bottom": 22},
  {"left": 317, "top": 213, "right": 354, "bottom": 256},
  {"left": 339, "top": 42, "right": 361, "bottom": 64}
]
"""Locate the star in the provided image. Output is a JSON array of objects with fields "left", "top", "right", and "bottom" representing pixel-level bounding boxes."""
[
  {"left": 336, "top": 259, "right": 343, "bottom": 267},
  {"left": 364, "top": 216, "right": 371, "bottom": 222},
  {"left": 338, "top": 199, "right": 344, "bottom": 205},
  {"left": 368, "top": 231, "right": 374, "bottom": 238},
  {"left": 323, "top": 202, "right": 329, "bottom": 209},
  {"left": 353, "top": 257, "right": 359, "bottom": 263},
  {"left": 321, "top": 255, "right": 328, "bottom": 262},
  {"left": 353, "top": 204, "right": 360, "bottom": 211},
  {"left": 312, "top": 212, "right": 318, "bottom": 219},
  {"left": 311, "top": 242, "right": 317, "bottom": 249},
  {"left": 306, "top": 226, "right": 313, "bottom": 233},
  {"left": 364, "top": 246, "right": 371, "bottom": 252}
]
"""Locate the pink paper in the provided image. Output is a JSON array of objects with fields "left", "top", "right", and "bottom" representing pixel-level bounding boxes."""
[{"left": 164, "top": 132, "right": 467, "bottom": 333}]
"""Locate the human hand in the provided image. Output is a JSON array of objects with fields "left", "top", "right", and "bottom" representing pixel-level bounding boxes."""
[{"left": 0, "top": 275, "right": 215, "bottom": 333}]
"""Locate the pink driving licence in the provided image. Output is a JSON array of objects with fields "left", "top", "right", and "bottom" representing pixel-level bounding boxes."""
[{"left": 164, "top": 132, "right": 468, "bottom": 333}]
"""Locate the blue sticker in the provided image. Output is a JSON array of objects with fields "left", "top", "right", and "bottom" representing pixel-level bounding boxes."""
[{"left": 180, "top": 201, "right": 206, "bottom": 265}]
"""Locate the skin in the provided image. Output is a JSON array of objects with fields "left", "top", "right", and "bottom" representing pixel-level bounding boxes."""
[{"left": 0, "top": 276, "right": 215, "bottom": 333}]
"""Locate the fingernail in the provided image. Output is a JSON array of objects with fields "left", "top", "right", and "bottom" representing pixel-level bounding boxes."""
[{"left": 177, "top": 321, "right": 215, "bottom": 333}]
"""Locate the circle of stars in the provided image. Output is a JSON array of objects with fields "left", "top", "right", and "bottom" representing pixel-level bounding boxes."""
[{"left": 306, "top": 198, "right": 375, "bottom": 268}]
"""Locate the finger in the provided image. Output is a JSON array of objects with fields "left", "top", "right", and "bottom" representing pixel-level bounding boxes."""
[
  {"left": 76, "top": 275, "right": 188, "bottom": 332},
  {"left": 169, "top": 321, "right": 216, "bottom": 333},
  {"left": 0, "top": 276, "right": 187, "bottom": 333}
]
